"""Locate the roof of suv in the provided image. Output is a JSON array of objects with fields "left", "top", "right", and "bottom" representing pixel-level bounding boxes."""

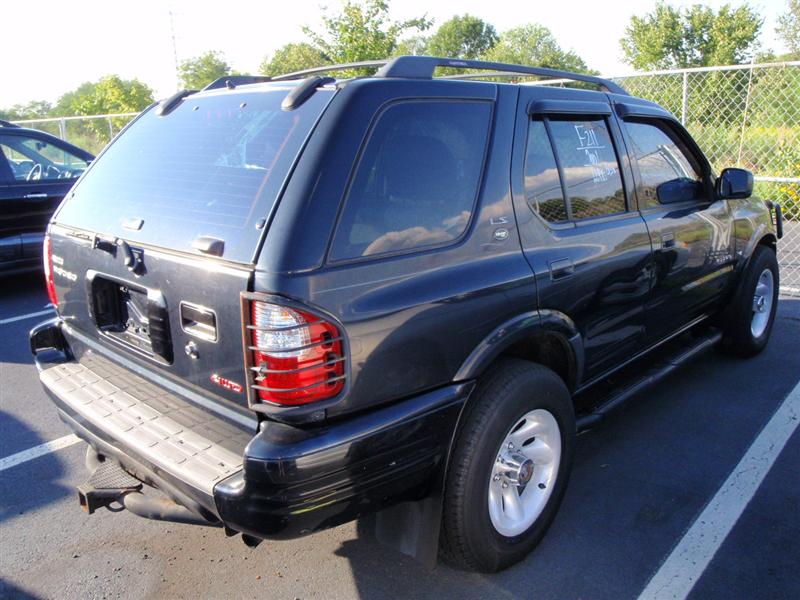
[{"left": 199, "top": 56, "right": 629, "bottom": 97}]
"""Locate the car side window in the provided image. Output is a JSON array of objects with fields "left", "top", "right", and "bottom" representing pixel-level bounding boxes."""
[
  {"left": 524, "top": 116, "right": 626, "bottom": 223},
  {"left": 624, "top": 120, "right": 703, "bottom": 207},
  {"left": 524, "top": 119, "right": 568, "bottom": 223},
  {"left": 548, "top": 118, "right": 626, "bottom": 220},
  {"left": 0, "top": 134, "right": 89, "bottom": 182},
  {"left": 330, "top": 100, "right": 491, "bottom": 261}
]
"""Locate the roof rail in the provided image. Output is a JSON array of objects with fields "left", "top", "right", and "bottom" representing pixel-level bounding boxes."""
[
  {"left": 267, "top": 56, "right": 628, "bottom": 95},
  {"left": 0, "top": 119, "right": 21, "bottom": 128},
  {"left": 203, "top": 75, "right": 272, "bottom": 91},
  {"left": 270, "top": 60, "right": 389, "bottom": 81},
  {"left": 378, "top": 56, "right": 628, "bottom": 94}
]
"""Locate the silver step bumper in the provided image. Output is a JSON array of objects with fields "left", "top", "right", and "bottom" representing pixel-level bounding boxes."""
[{"left": 39, "top": 356, "right": 248, "bottom": 495}]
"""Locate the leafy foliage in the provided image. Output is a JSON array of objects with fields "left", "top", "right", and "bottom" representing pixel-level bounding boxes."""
[
  {"left": 425, "top": 14, "right": 498, "bottom": 59},
  {"left": 302, "top": 0, "right": 431, "bottom": 72},
  {"left": 259, "top": 43, "right": 328, "bottom": 77},
  {"left": 0, "top": 101, "right": 52, "bottom": 121},
  {"left": 483, "top": 24, "right": 593, "bottom": 73},
  {"left": 777, "top": 0, "right": 800, "bottom": 55},
  {"left": 620, "top": 2, "right": 763, "bottom": 69},
  {"left": 178, "top": 51, "right": 232, "bottom": 89}
]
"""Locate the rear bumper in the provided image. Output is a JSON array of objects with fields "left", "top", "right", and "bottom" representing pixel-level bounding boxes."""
[{"left": 31, "top": 318, "right": 470, "bottom": 540}]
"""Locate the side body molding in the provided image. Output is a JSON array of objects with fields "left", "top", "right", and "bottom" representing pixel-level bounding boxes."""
[{"left": 453, "top": 309, "right": 585, "bottom": 387}]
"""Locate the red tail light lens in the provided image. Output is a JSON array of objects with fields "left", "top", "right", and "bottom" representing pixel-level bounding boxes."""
[
  {"left": 43, "top": 234, "right": 58, "bottom": 308},
  {"left": 247, "top": 300, "right": 345, "bottom": 406}
]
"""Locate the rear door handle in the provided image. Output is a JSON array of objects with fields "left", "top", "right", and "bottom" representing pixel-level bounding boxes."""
[
  {"left": 549, "top": 258, "right": 575, "bottom": 280},
  {"left": 23, "top": 193, "right": 49, "bottom": 199}
]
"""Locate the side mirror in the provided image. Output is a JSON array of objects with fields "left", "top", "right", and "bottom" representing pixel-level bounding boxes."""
[{"left": 716, "top": 168, "right": 753, "bottom": 199}]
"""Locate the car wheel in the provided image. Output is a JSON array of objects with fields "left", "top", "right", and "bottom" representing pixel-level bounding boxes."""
[
  {"left": 440, "top": 359, "right": 575, "bottom": 572},
  {"left": 720, "top": 245, "right": 779, "bottom": 357}
]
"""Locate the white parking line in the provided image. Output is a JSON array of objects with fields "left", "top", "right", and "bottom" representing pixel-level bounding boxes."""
[
  {"left": 0, "top": 309, "right": 55, "bottom": 326},
  {"left": 0, "top": 434, "right": 81, "bottom": 472},
  {"left": 638, "top": 380, "right": 800, "bottom": 600}
]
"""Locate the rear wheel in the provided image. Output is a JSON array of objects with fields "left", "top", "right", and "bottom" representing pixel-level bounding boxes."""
[
  {"left": 440, "top": 359, "right": 574, "bottom": 572},
  {"left": 720, "top": 246, "right": 779, "bottom": 357}
]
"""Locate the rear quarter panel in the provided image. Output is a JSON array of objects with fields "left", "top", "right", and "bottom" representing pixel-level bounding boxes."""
[{"left": 256, "top": 81, "right": 538, "bottom": 418}]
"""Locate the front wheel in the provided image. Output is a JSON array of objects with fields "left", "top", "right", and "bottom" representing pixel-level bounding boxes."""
[
  {"left": 440, "top": 359, "right": 575, "bottom": 572},
  {"left": 720, "top": 246, "right": 779, "bottom": 357}
]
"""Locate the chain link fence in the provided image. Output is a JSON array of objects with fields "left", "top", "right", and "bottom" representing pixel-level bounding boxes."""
[
  {"left": 611, "top": 62, "right": 800, "bottom": 296},
  {"left": 10, "top": 113, "right": 138, "bottom": 156},
  {"left": 11, "top": 62, "right": 799, "bottom": 292}
]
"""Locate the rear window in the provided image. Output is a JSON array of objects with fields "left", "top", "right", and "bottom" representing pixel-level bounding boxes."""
[
  {"left": 330, "top": 100, "right": 492, "bottom": 261},
  {"left": 56, "top": 86, "right": 332, "bottom": 263}
]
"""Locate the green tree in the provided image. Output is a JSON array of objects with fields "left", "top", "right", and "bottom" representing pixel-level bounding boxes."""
[
  {"left": 483, "top": 24, "right": 593, "bottom": 73},
  {"left": 259, "top": 42, "right": 328, "bottom": 77},
  {"left": 620, "top": 2, "right": 763, "bottom": 69},
  {"left": 0, "top": 100, "right": 52, "bottom": 121},
  {"left": 777, "top": 0, "right": 800, "bottom": 56},
  {"left": 393, "top": 35, "right": 429, "bottom": 56},
  {"left": 178, "top": 51, "right": 231, "bottom": 89},
  {"left": 302, "top": 0, "right": 431, "bottom": 70},
  {"left": 425, "top": 14, "right": 498, "bottom": 59},
  {"left": 56, "top": 75, "right": 154, "bottom": 143}
]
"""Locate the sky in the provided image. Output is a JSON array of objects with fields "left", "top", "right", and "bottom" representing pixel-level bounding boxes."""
[{"left": 0, "top": 0, "right": 792, "bottom": 107}]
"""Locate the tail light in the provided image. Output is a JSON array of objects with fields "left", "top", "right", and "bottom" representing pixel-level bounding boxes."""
[
  {"left": 43, "top": 234, "right": 58, "bottom": 308},
  {"left": 243, "top": 296, "right": 346, "bottom": 407}
]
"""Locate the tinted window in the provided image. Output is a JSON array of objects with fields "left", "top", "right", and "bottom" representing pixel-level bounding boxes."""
[
  {"left": 549, "top": 118, "right": 625, "bottom": 220},
  {"left": 0, "top": 134, "right": 89, "bottom": 181},
  {"left": 55, "top": 86, "right": 332, "bottom": 263},
  {"left": 524, "top": 120, "right": 567, "bottom": 223},
  {"left": 625, "top": 121, "right": 703, "bottom": 206},
  {"left": 331, "top": 101, "right": 491, "bottom": 261}
]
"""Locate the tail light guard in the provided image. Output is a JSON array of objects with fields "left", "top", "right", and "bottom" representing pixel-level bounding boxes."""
[{"left": 240, "top": 291, "right": 350, "bottom": 415}]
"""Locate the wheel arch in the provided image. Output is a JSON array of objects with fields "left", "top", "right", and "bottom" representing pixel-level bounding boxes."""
[{"left": 453, "top": 309, "right": 584, "bottom": 392}]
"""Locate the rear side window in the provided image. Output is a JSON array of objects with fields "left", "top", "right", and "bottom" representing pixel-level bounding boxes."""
[
  {"left": 549, "top": 118, "right": 625, "bottom": 220},
  {"left": 55, "top": 86, "right": 332, "bottom": 264},
  {"left": 330, "top": 100, "right": 491, "bottom": 261},
  {"left": 624, "top": 120, "right": 703, "bottom": 207},
  {"left": 524, "top": 116, "right": 626, "bottom": 223}
]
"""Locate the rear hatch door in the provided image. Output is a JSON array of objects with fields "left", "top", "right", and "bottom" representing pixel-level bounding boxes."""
[{"left": 48, "top": 84, "right": 334, "bottom": 410}]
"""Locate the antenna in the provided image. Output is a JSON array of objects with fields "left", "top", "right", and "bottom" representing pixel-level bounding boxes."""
[{"left": 168, "top": 8, "right": 180, "bottom": 87}]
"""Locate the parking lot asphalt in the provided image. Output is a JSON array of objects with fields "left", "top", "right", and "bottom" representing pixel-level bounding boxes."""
[{"left": 1, "top": 272, "right": 798, "bottom": 600}]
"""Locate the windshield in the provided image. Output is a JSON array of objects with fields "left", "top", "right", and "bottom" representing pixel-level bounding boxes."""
[{"left": 55, "top": 85, "right": 333, "bottom": 263}]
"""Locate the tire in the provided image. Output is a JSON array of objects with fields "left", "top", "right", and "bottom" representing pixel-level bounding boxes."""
[
  {"left": 720, "top": 245, "right": 779, "bottom": 357},
  {"left": 440, "top": 359, "right": 575, "bottom": 572}
]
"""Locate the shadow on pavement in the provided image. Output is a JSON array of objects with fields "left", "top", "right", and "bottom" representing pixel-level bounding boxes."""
[
  {"left": 336, "top": 298, "right": 800, "bottom": 600},
  {"left": 0, "top": 411, "right": 74, "bottom": 528},
  {"left": 0, "top": 578, "right": 44, "bottom": 600}
]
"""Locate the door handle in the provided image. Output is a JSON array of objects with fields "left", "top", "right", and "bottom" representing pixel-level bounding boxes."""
[
  {"left": 661, "top": 232, "right": 676, "bottom": 248},
  {"left": 23, "top": 193, "right": 49, "bottom": 199},
  {"left": 549, "top": 258, "right": 575, "bottom": 280}
]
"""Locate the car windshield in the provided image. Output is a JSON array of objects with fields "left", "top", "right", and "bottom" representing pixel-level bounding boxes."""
[{"left": 55, "top": 85, "right": 333, "bottom": 263}]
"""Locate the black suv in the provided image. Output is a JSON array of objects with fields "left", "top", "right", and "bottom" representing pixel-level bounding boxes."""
[
  {"left": 0, "top": 121, "right": 94, "bottom": 275},
  {"left": 30, "top": 57, "right": 782, "bottom": 573}
]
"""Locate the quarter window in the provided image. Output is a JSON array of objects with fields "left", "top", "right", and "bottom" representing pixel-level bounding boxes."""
[
  {"left": 330, "top": 101, "right": 491, "bottom": 261},
  {"left": 624, "top": 120, "right": 703, "bottom": 206},
  {"left": 524, "top": 120, "right": 567, "bottom": 223}
]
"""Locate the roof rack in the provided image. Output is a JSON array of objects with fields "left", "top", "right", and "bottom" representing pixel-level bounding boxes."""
[
  {"left": 378, "top": 57, "right": 627, "bottom": 94},
  {"left": 203, "top": 75, "right": 272, "bottom": 91},
  {"left": 270, "top": 56, "right": 627, "bottom": 95},
  {"left": 270, "top": 60, "right": 389, "bottom": 81},
  {"left": 0, "top": 120, "right": 21, "bottom": 128}
]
